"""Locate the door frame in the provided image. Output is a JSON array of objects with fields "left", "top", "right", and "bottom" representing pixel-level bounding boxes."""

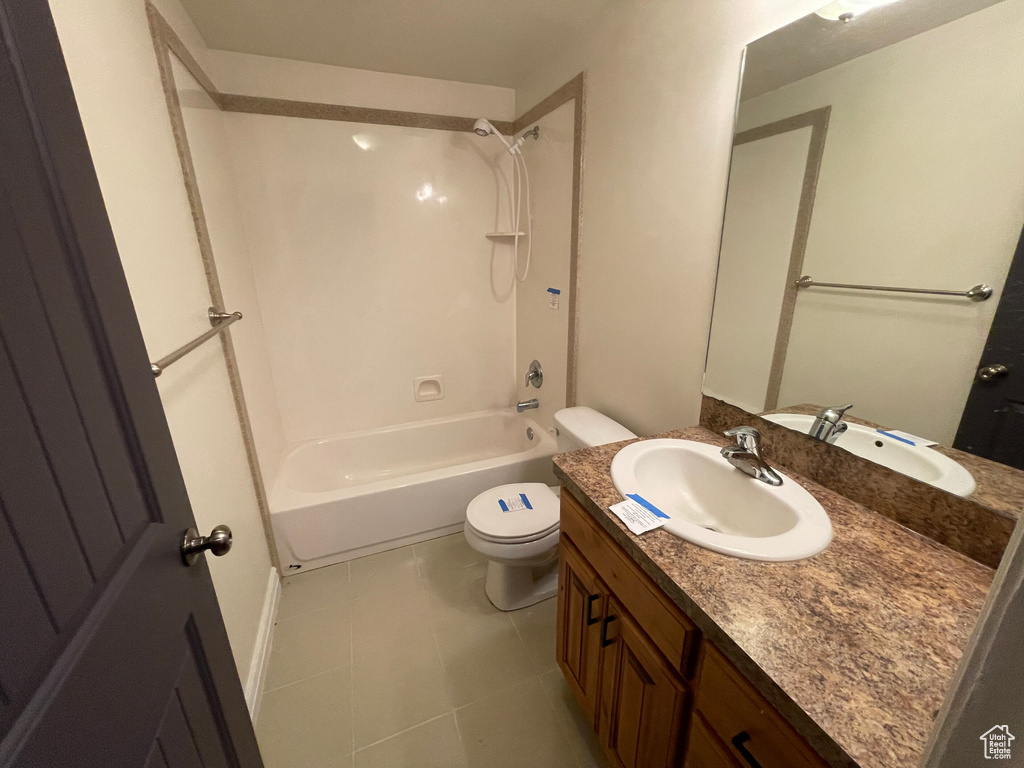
[{"left": 726, "top": 107, "right": 831, "bottom": 410}]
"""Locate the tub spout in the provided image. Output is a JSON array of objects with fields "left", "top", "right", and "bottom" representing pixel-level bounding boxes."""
[{"left": 517, "top": 399, "right": 539, "bottom": 413}]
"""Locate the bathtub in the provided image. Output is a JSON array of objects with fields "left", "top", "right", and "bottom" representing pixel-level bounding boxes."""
[{"left": 270, "top": 409, "right": 557, "bottom": 572}]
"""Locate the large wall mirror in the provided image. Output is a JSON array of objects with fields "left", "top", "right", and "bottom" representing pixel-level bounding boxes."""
[{"left": 704, "top": 0, "right": 1024, "bottom": 509}]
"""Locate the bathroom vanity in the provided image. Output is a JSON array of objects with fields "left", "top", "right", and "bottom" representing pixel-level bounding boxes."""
[{"left": 553, "top": 427, "right": 994, "bottom": 768}]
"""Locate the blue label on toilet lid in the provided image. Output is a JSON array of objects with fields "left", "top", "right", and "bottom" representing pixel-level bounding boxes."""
[{"left": 498, "top": 493, "right": 532, "bottom": 513}]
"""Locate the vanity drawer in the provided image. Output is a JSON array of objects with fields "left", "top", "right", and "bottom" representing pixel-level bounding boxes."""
[
  {"left": 560, "top": 488, "right": 698, "bottom": 677},
  {"left": 696, "top": 644, "right": 828, "bottom": 768},
  {"left": 684, "top": 714, "right": 742, "bottom": 768}
]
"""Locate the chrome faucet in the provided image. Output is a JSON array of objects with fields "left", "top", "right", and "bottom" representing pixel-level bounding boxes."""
[
  {"left": 517, "top": 399, "right": 539, "bottom": 413},
  {"left": 808, "top": 404, "right": 853, "bottom": 444},
  {"left": 721, "top": 426, "right": 783, "bottom": 486}
]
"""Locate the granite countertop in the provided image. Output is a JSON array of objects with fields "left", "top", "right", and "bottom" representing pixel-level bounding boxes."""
[{"left": 553, "top": 426, "right": 994, "bottom": 768}]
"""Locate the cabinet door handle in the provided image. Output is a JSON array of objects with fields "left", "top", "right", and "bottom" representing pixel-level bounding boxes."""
[
  {"left": 731, "top": 732, "right": 763, "bottom": 768},
  {"left": 600, "top": 615, "right": 617, "bottom": 647},
  {"left": 586, "top": 594, "right": 601, "bottom": 625}
]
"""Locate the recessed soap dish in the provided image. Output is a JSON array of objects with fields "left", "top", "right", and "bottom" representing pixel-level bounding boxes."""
[{"left": 414, "top": 375, "right": 444, "bottom": 402}]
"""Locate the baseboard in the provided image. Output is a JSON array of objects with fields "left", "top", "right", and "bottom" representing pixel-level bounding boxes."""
[{"left": 245, "top": 566, "right": 280, "bottom": 724}]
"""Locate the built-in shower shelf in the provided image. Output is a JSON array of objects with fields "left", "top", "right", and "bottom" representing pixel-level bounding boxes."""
[{"left": 485, "top": 231, "right": 526, "bottom": 238}]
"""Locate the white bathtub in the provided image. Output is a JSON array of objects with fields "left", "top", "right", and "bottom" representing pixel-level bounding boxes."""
[{"left": 270, "top": 409, "right": 557, "bottom": 572}]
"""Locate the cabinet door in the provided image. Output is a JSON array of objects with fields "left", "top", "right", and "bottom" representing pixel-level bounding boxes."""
[
  {"left": 598, "top": 599, "right": 690, "bottom": 768},
  {"left": 557, "top": 536, "right": 609, "bottom": 723}
]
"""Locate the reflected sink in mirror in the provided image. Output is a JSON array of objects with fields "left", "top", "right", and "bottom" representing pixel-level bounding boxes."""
[
  {"left": 762, "top": 413, "right": 976, "bottom": 497},
  {"left": 610, "top": 439, "right": 832, "bottom": 561}
]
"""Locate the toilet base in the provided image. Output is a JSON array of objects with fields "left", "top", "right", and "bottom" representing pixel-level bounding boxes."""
[{"left": 484, "top": 558, "right": 559, "bottom": 612}]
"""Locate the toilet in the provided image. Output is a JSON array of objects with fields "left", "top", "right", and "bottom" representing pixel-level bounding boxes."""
[{"left": 464, "top": 407, "right": 636, "bottom": 611}]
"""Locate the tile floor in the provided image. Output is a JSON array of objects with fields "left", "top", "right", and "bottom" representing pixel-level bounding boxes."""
[{"left": 257, "top": 533, "right": 608, "bottom": 768}]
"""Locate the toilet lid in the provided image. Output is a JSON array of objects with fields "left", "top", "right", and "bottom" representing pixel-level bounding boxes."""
[{"left": 466, "top": 483, "right": 559, "bottom": 542}]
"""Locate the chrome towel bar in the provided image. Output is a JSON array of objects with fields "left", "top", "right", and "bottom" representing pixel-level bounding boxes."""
[
  {"left": 151, "top": 308, "right": 242, "bottom": 377},
  {"left": 795, "top": 275, "right": 991, "bottom": 302}
]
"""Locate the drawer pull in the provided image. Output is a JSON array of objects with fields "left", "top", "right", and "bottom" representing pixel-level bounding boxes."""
[
  {"left": 731, "top": 732, "right": 764, "bottom": 768},
  {"left": 600, "top": 615, "right": 617, "bottom": 647},
  {"left": 586, "top": 594, "right": 601, "bottom": 625}
]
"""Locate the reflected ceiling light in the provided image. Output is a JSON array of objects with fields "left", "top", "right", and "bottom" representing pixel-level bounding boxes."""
[
  {"left": 416, "top": 183, "right": 434, "bottom": 201},
  {"left": 815, "top": 0, "right": 900, "bottom": 21},
  {"left": 352, "top": 134, "right": 374, "bottom": 151}
]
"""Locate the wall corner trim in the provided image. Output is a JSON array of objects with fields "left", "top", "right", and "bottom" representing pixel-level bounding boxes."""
[{"left": 245, "top": 566, "right": 281, "bottom": 724}]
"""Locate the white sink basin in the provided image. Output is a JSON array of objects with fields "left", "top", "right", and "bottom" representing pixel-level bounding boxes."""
[
  {"left": 610, "top": 439, "right": 832, "bottom": 561},
  {"left": 761, "top": 413, "right": 976, "bottom": 497}
]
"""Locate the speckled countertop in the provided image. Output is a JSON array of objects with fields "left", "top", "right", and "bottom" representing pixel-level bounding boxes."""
[{"left": 553, "top": 426, "right": 994, "bottom": 768}]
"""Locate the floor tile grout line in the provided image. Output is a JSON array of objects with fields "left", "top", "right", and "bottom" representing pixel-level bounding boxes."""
[
  {"left": 423, "top": 566, "right": 471, "bottom": 766},
  {"left": 537, "top": 669, "right": 589, "bottom": 768},
  {"left": 274, "top": 595, "right": 353, "bottom": 624},
  {"left": 275, "top": 596, "right": 352, "bottom": 622},
  {"left": 263, "top": 661, "right": 351, "bottom": 695},
  {"left": 352, "top": 711, "right": 454, "bottom": 755},
  {"left": 451, "top": 675, "right": 540, "bottom": 713}
]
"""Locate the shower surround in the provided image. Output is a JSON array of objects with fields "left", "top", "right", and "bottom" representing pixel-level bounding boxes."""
[{"left": 167, "top": 31, "right": 579, "bottom": 565}]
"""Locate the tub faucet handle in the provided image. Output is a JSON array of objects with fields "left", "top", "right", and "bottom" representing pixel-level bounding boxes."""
[{"left": 525, "top": 360, "right": 543, "bottom": 389}]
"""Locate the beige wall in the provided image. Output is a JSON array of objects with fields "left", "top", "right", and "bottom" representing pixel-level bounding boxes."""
[
  {"left": 738, "top": 0, "right": 1024, "bottom": 443},
  {"left": 514, "top": 0, "right": 824, "bottom": 437},
  {"left": 515, "top": 101, "right": 575, "bottom": 434},
  {"left": 48, "top": 0, "right": 275, "bottom": 687}
]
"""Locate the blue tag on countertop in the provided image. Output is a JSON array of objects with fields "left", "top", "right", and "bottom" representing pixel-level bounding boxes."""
[{"left": 609, "top": 494, "right": 670, "bottom": 535}]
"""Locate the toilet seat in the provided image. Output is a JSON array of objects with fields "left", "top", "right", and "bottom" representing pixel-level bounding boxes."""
[{"left": 465, "top": 483, "right": 559, "bottom": 544}]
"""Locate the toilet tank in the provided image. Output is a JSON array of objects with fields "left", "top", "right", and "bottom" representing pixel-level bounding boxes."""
[{"left": 553, "top": 407, "right": 636, "bottom": 452}]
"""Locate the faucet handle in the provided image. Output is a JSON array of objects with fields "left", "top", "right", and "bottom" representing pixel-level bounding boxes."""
[
  {"left": 818, "top": 404, "right": 853, "bottom": 423},
  {"left": 724, "top": 426, "right": 762, "bottom": 453}
]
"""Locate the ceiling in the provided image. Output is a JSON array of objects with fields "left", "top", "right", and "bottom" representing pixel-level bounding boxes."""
[
  {"left": 742, "top": 0, "right": 1006, "bottom": 99},
  {"left": 178, "top": 0, "right": 613, "bottom": 89}
]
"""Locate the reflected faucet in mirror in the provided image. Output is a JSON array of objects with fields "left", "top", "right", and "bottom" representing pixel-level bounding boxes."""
[
  {"left": 809, "top": 404, "right": 853, "bottom": 444},
  {"left": 721, "top": 426, "right": 783, "bottom": 486}
]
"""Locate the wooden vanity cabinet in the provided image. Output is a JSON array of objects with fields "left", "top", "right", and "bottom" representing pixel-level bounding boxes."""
[
  {"left": 557, "top": 535, "right": 610, "bottom": 723},
  {"left": 557, "top": 489, "right": 831, "bottom": 768},
  {"left": 684, "top": 714, "right": 744, "bottom": 768},
  {"left": 596, "top": 597, "right": 690, "bottom": 768}
]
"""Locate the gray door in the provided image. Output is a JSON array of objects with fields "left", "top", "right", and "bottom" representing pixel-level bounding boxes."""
[
  {"left": 0, "top": 3, "right": 263, "bottom": 766},
  {"left": 954, "top": 222, "right": 1024, "bottom": 470}
]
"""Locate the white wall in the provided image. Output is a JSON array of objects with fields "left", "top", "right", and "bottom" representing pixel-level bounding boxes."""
[
  {"left": 224, "top": 113, "right": 519, "bottom": 442},
  {"left": 513, "top": 0, "right": 824, "bottom": 437},
  {"left": 704, "top": 127, "right": 812, "bottom": 412},
  {"left": 48, "top": 0, "right": 275, "bottom": 686},
  {"left": 738, "top": 0, "right": 1024, "bottom": 442},
  {"left": 207, "top": 49, "right": 514, "bottom": 121},
  {"left": 515, "top": 101, "right": 575, "bottom": 434}
]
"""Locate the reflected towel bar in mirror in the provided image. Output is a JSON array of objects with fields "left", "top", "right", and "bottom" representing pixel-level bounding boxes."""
[
  {"left": 151, "top": 308, "right": 243, "bottom": 377},
  {"left": 795, "top": 276, "right": 992, "bottom": 301}
]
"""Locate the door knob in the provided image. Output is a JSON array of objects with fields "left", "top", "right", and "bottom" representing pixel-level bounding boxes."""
[
  {"left": 181, "top": 525, "right": 233, "bottom": 565},
  {"left": 977, "top": 364, "right": 1009, "bottom": 381}
]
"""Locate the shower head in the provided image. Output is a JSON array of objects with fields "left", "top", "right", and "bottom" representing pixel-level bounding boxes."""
[{"left": 473, "top": 118, "right": 513, "bottom": 150}]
